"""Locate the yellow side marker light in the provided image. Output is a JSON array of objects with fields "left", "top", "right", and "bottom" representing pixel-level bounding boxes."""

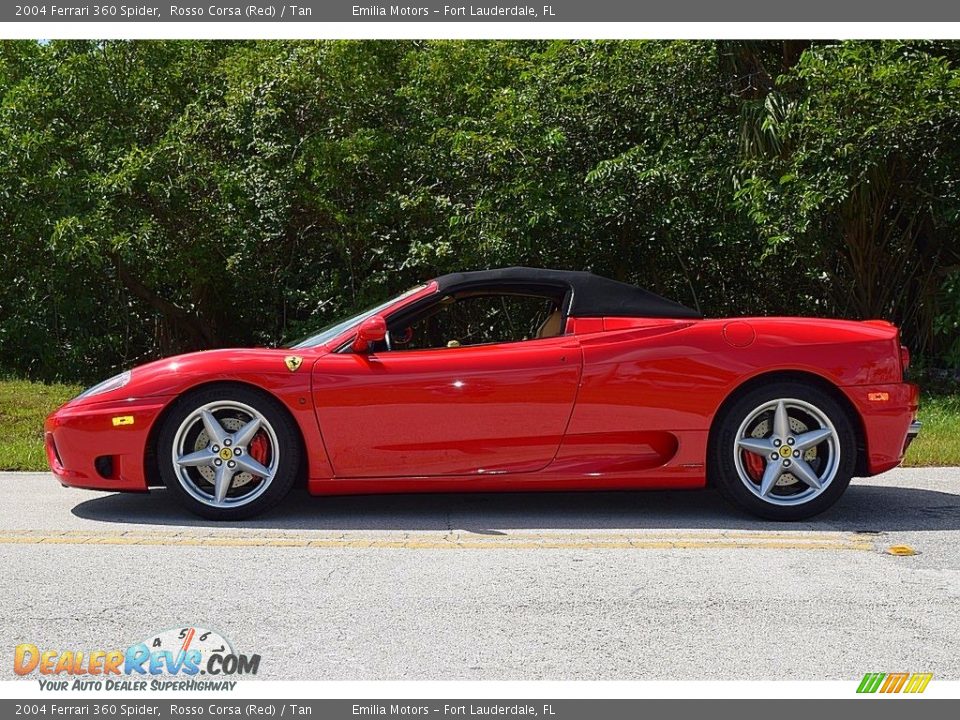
[{"left": 111, "top": 416, "right": 135, "bottom": 427}]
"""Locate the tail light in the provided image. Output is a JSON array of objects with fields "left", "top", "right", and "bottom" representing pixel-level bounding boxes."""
[{"left": 900, "top": 345, "right": 911, "bottom": 374}]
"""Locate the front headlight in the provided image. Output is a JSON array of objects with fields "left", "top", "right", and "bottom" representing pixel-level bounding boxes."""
[{"left": 75, "top": 370, "right": 132, "bottom": 400}]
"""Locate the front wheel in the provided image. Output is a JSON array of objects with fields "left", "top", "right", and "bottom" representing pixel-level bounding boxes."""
[
  {"left": 157, "top": 385, "right": 301, "bottom": 520},
  {"left": 710, "top": 382, "right": 857, "bottom": 521}
]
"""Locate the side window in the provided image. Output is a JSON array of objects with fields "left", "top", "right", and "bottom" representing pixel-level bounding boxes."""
[{"left": 391, "top": 294, "right": 560, "bottom": 350}]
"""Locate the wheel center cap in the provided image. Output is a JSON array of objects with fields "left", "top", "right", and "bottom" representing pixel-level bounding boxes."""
[
  {"left": 219, "top": 447, "right": 233, "bottom": 461},
  {"left": 779, "top": 445, "right": 792, "bottom": 458}
]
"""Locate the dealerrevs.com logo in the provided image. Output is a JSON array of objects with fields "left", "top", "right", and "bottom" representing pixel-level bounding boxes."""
[
  {"left": 857, "top": 673, "right": 933, "bottom": 694},
  {"left": 14, "top": 627, "right": 260, "bottom": 691}
]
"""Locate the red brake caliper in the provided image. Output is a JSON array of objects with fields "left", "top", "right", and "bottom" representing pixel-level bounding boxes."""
[
  {"left": 247, "top": 432, "right": 271, "bottom": 478},
  {"left": 743, "top": 451, "right": 765, "bottom": 482}
]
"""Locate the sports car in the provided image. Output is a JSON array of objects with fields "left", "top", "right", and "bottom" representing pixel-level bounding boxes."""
[{"left": 45, "top": 267, "right": 920, "bottom": 520}]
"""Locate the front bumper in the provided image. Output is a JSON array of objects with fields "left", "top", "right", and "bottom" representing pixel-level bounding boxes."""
[{"left": 44, "top": 396, "right": 172, "bottom": 491}]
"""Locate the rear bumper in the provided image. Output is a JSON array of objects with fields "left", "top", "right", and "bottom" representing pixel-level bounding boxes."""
[
  {"left": 44, "top": 396, "right": 172, "bottom": 491},
  {"left": 842, "top": 382, "right": 920, "bottom": 476},
  {"left": 906, "top": 420, "right": 922, "bottom": 448}
]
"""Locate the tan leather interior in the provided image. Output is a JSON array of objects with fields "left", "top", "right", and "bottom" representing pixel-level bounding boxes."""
[{"left": 536, "top": 310, "right": 563, "bottom": 339}]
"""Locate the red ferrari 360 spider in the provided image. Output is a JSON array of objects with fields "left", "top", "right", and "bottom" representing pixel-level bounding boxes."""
[{"left": 45, "top": 267, "right": 920, "bottom": 520}]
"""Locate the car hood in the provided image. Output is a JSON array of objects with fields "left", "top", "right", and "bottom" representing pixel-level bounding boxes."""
[{"left": 69, "top": 347, "right": 326, "bottom": 407}]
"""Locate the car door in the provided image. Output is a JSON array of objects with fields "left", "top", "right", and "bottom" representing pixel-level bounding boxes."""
[{"left": 312, "top": 336, "right": 583, "bottom": 478}]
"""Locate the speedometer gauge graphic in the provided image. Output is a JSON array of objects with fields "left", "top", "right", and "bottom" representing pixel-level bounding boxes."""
[{"left": 137, "top": 626, "right": 233, "bottom": 660}]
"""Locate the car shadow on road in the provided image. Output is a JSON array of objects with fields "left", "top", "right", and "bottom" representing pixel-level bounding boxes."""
[{"left": 70, "top": 481, "right": 960, "bottom": 533}]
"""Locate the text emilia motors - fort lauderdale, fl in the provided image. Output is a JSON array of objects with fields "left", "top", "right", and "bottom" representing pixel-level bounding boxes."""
[{"left": 352, "top": 5, "right": 556, "bottom": 16}]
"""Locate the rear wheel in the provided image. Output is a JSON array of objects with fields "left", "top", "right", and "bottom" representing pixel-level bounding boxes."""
[
  {"left": 157, "top": 385, "right": 301, "bottom": 520},
  {"left": 710, "top": 381, "right": 857, "bottom": 520}
]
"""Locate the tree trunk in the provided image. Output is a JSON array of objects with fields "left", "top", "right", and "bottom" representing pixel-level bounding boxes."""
[{"left": 109, "top": 253, "right": 218, "bottom": 351}]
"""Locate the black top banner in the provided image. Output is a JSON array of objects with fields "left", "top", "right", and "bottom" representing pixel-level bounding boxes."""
[{"left": 5, "top": 0, "right": 960, "bottom": 23}]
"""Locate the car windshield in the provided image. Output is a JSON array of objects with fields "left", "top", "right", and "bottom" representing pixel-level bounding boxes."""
[{"left": 287, "top": 285, "right": 428, "bottom": 349}]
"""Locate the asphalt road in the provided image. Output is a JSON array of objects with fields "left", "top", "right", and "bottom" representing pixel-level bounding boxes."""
[{"left": 1, "top": 469, "right": 958, "bottom": 681}]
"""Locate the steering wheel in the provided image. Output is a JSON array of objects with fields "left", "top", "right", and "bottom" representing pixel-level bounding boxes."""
[{"left": 393, "top": 326, "right": 414, "bottom": 346}]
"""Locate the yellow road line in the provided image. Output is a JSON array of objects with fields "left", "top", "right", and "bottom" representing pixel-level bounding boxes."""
[{"left": 0, "top": 530, "right": 874, "bottom": 551}]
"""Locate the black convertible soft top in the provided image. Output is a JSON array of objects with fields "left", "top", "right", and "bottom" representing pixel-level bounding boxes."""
[{"left": 435, "top": 267, "right": 702, "bottom": 319}]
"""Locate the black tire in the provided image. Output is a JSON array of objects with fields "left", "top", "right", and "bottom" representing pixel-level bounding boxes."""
[
  {"left": 156, "top": 384, "right": 302, "bottom": 520},
  {"left": 709, "top": 381, "right": 857, "bottom": 521}
]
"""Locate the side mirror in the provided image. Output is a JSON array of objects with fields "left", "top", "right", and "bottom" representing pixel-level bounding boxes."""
[{"left": 352, "top": 315, "right": 387, "bottom": 353}]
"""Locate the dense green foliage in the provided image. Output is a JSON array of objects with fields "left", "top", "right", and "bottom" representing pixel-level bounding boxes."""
[{"left": 1, "top": 40, "right": 958, "bottom": 383}]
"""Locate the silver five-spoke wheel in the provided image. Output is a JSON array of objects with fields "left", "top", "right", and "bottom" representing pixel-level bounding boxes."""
[
  {"left": 734, "top": 398, "right": 840, "bottom": 506},
  {"left": 711, "top": 381, "right": 856, "bottom": 520},
  {"left": 171, "top": 400, "right": 280, "bottom": 509}
]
